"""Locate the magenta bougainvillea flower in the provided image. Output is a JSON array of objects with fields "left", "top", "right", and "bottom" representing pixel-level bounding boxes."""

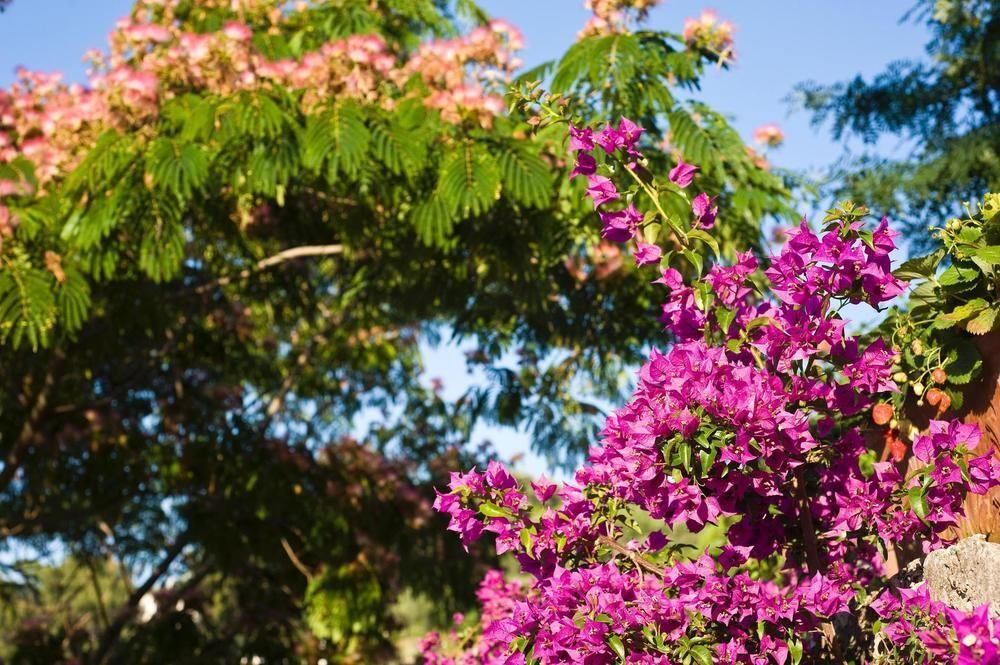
[{"left": 668, "top": 159, "right": 698, "bottom": 188}]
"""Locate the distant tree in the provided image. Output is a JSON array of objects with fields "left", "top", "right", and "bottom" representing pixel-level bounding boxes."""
[
  {"left": 797, "top": 0, "right": 1000, "bottom": 249},
  {"left": 0, "top": 0, "right": 792, "bottom": 660}
]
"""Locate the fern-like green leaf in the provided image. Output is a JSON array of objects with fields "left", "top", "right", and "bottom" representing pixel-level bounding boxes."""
[
  {"left": 138, "top": 198, "right": 186, "bottom": 282},
  {"left": 55, "top": 265, "right": 91, "bottom": 334},
  {"left": 147, "top": 138, "right": 210, "bottom": 200},
  {"left": 498, "top": 146, "right": 552, "bottom": 208},
  {"left": 411, "top": 197, "right": 455, "bottom": 248},
  {"left": 0, "top": 251, "right": 56, "bottom": 350},
  {"left": 437, "top": 142, "right": 500, "bottom": 217},
  {"left": 303, "top": 101, "right": 370, "bottom": 180}
]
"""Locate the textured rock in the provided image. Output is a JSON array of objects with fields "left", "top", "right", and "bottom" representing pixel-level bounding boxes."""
[{"left": 922, "top": 534, "right": 1000, "bottom": 617}]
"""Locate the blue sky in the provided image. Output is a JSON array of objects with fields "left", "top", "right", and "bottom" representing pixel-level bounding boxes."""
[{"left": 0, "top": 1, "right": 931, "bottom": 476}]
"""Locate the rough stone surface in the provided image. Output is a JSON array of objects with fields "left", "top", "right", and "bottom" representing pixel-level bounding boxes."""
[{"left": 922, "top": 534, "right": 1000, "bottom": 617}]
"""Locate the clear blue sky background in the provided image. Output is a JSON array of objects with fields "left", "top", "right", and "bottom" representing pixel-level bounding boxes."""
[{"left": 0, "top": 1, "right": 931, "bottom": 476}]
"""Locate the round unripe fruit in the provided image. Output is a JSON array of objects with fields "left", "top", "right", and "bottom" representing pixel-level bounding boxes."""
[
  {"left": 931, "top": 368, "right": 947, "bottom": 384},
  {"left": 910, "top": 339, "right": 923, "bottom": 356},
  {"left": 893, "top": 371, "right": 908, "bottom": 383},
  {"left": 872, "top": 402, "right": 894, "bottom": 426}
]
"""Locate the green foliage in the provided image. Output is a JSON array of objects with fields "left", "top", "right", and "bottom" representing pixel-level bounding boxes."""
[
  {"left": 0, "top": 249, "right": 57, "bottom": 350},
  {"left": 437, "top": 140, "right": 501, "bottom": 217},
  {"left": 305, "top": 565, "right": 385, "bottom": 644},
  {"left": 797, "top": 0, "right": 1000, "bottom": 247},
  {"left": 533, "top": 30, "right": 795, "bottom": 260},
  {"left": 0, "top": 0, "right": 799, "bottom": 660},
  {"left": 882, "top": 193, "right": 1000, "bottom": 418}
]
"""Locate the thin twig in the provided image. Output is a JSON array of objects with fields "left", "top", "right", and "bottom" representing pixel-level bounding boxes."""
[
  {"left": 280, "top": 537, "right": 314, "bottom": 581},
  {"left": 598, "top": 535, "right": 665, "bottom": 577},
  {"left": 193, "top": 243, "right": 345, "bottom": 294}
]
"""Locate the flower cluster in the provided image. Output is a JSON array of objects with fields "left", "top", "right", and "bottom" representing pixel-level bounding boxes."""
[
  {"left": 873, "top": 585, "right": 999, "bottom": 664},
  {"left": 752, "top": 123, "right": 785, "bottom": 149},
  {"left": 578, "top": 0, "right": 662, "bottom": 38},
  {"left": 569, "top": 117, "right": 716, "bottom": 270},
  {"left": 420, "top": 570, "right": 526, "bottom": 664},
  {"left": 403, "top": 19, "right": 523, "bottom": 127},
  {"left": 426, "top": 117, "right": 1000, "bottom": 663},
  {"left": 0, "top": 0, "right": 525, "bottom": 206},
  {"left": 682, "top": 10, "right": 735, "bottom": 58}
]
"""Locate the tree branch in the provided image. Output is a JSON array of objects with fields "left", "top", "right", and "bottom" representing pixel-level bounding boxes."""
[
  {"left": 0, "top": 348, "right": 65, "bottom": 495},
  {"left": 194, "top": 244, "right": 345, "bottom": 294},
  {"left": 280, "top": 537, "right": 314, "bottom": 581},
  {"left": 91, "top": 536, "right": 188, "bottom": 664}
]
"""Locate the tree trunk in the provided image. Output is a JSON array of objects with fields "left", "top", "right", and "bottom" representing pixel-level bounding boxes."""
[{"left": 956, "top": 330, "right": 1000, "bottom": 542}]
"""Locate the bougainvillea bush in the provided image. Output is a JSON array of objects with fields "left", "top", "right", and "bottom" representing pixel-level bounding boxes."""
[{"left": 425, "top": 115, "right": 1000, "bottom": 663}]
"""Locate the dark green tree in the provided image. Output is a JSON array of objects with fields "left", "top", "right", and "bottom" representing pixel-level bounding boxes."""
[
  {"left": 797, "top": 0, "right": 1000, "bottom": 248},
  {"left": 0, "top": 0, "right": 792, "bottom": 660}
]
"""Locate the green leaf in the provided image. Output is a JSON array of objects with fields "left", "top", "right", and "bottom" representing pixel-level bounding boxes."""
[
  {"left": 479, "top": 502, "right": 509, "bottom": 518},
  {"left": 680, "top": 443, "right": 692, "bottom": 472},
  {"left": 371, "top": 118, "right": 426, "bottom": 177},
  {"left": 935, "top": 298, "right": 989, "bottom": 328},
  {"left": 690, "top": 645, "right": 714, "bottom": 665},
  {"left": 139, "top": 212, "right": 186, "bottom": 283},
  {"left": 967, "top": 306, "right": 999, "bottom": 335},
  {"left": 946, "top": 340, "right": 982, "bottom": 385},
  {"left": 519, "top": 528, "right": 534, "bottom": 555},
  {"left": 410, "top": 197, "right": 455, "bottom": 249},
  {"left": 303, "top": 101, "right": 370, "bottom": 179},
  {"left": 668, "top": 107, "right": 718, "bottom": 174},
  {"left": 438, "top": 142, "right": 500, "bottom": 217},
  {"left": 687, "top": 228, "right": 720, "bottom": 258},
  {"left": 715, "top": 306, "right": 736, "bottom": 333},
  {"left": 54, "top": 265, "right": 91, "bottom": 334},
  {"left": 893, "top": 249, "right": 944, "bottom": 280},
  {"left": 971, "top": 245, "right": 1000, "bottom": 265},
  {"left": 788, "top": 639, "right": 804, "bottom": 665},
  {"left": 937, "top": 265, "right": 979, "bottom": 286},
  {"left": 147, "top": 138, "right": 209, "bottom": 200},
  {"left": 908, "top": 486, "right": 929, "bottom": 519},
  {"left": 682, "top": 249, "right": 703, "bottom": 276},
  {"left": 0, "top": 251, "right": 57, "bottom": 350},
  {"left": 607, "top": 634, "right": 626, "bottom": 661},
  {"left": 498, "top": 146, "right": 552, "bottom": 208}
]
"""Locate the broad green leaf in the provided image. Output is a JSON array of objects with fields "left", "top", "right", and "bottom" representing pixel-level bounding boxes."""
[
  {"left": 687, "top": 228, "right": 720, "bottom": 258},
  {"left": 908, "top": 486, "right": 929, "bottom": 519},
  {"left": 479, "top": 502, "right": 509, "bottom": 518},
  {"left": 967, "top": 306, "right": 999, "bottom": 335},
  {"left": 972, "top": 245, "right": 1000, "bottom": 265},
  {"left": 607, "top": 634, "right": 626, "bottom": 661},
  {"left": 937, "top": 265, "right": 979, "bottom": 286},
  {"left": 893, "top": 249, "right": 944, "bottom": 280}
]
